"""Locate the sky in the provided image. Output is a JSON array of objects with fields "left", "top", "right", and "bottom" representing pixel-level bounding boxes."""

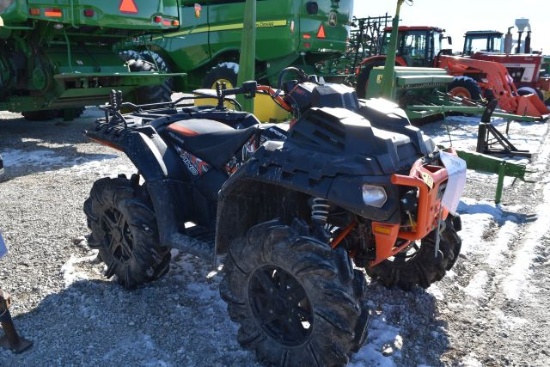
[{"left": 352, "top": 0, "right": 550, "bottom": 54}]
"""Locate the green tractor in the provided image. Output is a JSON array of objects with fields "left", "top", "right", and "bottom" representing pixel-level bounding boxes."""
[{"left": 0, "top": 0, "right": 185, "bottom": 120}]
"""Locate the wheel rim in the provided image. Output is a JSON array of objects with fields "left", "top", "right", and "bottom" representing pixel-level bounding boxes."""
[
  {"left": 248, "top": 265, "right": 313, "bottom": 346},
  {"left": 449, "top": 86, "right": 472, "bottom": 99},
  {"left": 101, "top": 207, "right": 134, "bottom": 263},
  {"left": 385, "top": 241, "right": 422, "bottom": 266}
]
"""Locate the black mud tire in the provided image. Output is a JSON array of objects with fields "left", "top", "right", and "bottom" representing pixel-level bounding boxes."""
[
  {"left": 366, "top": 217, "right": 462, "bottom": 291},
  {"left": 202, "top": 62, "right": 239, "bottom": 89},
  {"left": 447, "top": 76, "right": 482, "bottom": 100},
  {"left": 355, "top": 61, "right": 384, "bottom": 99},
  {"left": 83, "top": 176, "right": 171, "bottom": 289},
  {"left": 220, "top": 219, "right": 367, "bottom": 367}
]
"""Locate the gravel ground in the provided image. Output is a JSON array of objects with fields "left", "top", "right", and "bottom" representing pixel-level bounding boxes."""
[{"left": 1, "top": 106, "right": 549, "bottom": 367}]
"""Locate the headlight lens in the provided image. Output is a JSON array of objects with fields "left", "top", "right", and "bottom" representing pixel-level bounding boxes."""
[{"left": 362, "top": 184, "right": 387, "bottom": 208}]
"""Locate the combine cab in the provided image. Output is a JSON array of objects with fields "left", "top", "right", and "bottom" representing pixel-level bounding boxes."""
[{"left": 0, "top": 0, "right": 184, "bottom": 119}]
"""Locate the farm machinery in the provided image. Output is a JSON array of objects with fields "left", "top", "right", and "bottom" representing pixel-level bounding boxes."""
[
  {"left": 462, "top": 18, "right": 550, "bottom": 104},
  {"left": 0, "top": 0, "right": 354, "bottom": 120},
  {"left": 0, "top": 0, "right": 185, "bottom": 120},
  {"left": 118, "top": 0, "right": 354, "bottom": 91},
  {"left": 354, "top": 19, "right": 550, "bottom": 120}
]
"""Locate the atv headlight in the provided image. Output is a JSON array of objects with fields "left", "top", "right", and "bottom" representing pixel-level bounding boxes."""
[{"left": 362, "top": 184, "right": 387, "bottom": 208}]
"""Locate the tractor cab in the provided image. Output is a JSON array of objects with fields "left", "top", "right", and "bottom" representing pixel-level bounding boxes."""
[
  {"left": 379, "top": 26, "right": 452, "bottom": 67},
  {"left": 462, "top": 30, "right": 504, "bottom": 55}
]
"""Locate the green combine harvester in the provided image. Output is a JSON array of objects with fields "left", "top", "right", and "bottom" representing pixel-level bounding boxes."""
[
  {"left": 0, "top": 0, "right": 185, "bottom": 120},
  {"left": 0, "top": 0, "right": 354, "bottom": 120}
]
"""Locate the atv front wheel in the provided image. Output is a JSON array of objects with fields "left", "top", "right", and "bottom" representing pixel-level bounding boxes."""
[
  {"left": 366, "top": 217, "right": 461, "bottom": 290},
  {"left": 220, "top": 219, "right": 367, "bottom": 367},
  {"left": 84, "top": 176, "right": 171, "bottom": 289}
]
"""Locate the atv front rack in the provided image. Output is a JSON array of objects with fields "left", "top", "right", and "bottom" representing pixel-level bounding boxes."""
[{"left": 370, "top": 156, "right": 453, "bottom": 265}]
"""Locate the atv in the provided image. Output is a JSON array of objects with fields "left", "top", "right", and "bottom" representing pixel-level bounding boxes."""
[{"left": 83, "top": 67, "right": 466, "bottom": 366}]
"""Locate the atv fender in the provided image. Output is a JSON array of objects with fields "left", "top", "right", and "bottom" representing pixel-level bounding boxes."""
[
  {"left": 215, "top": 152, "right": 401, "bottom": 255},
  {"left": 87, "top": 125, "right": 184, "bottom": 182}
]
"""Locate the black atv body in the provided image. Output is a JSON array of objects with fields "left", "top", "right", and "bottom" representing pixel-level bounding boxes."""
[{"left": 83, "top": 71, "right": 465, "bottom": 367}]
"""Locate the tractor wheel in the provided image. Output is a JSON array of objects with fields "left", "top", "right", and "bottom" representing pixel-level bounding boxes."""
[
  {"left": 220, "top": 219, "right": 368, "bottom": 367},
  {"left": 83, "top": 176, "right": 171, "bottom": 289},
  {"left": 202, "top": 62, "right": 239, "bottom": 89},
  {"left": 365, "top": 217, "right": 462, "bottom": 291},
  {"left": 447, "top": 76, "right": 482, "bottom": 100},
  {"left": 355, "top": 61, "right": 384, "bottom": 99},
  {"left": 517, "top": 86, "right": 545, "bottom": 101}
]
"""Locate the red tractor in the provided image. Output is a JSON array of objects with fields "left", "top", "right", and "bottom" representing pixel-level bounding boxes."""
[
  {"left": 355, "top": 25, "right": 549, "bottom": 119},
  {"left": 462, "top": 19, "right": 550, "bottom": 105}
]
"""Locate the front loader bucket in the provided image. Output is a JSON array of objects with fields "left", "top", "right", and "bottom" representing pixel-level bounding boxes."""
[{"left": 515, "top": 94, "right": 550, "bottom": 119}]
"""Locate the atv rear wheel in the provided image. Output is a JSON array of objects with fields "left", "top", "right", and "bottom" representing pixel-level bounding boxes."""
[
  {"left": 220, "top": 219, "right": 367, "bottom": 367},
  {"left": 202, "top": 62, "right": 239, "bottom": 89},
  {"left": 84, "top": 176, "right": 171, "bottom": 289},
  {"left": 366, "top": 217, "right": 462, "bottom": 290}
]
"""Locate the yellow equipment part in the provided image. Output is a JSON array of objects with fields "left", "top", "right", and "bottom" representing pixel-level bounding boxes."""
[{"left": 193, "top": 89, "right": 290, "bottom": 123}]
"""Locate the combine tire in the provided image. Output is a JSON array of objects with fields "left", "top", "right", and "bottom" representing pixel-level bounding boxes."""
[
  {"left": 447, "top": 76, "right": 482, "bottom": 100},
  {"left": 202, "top": 62, "right": 239, "bottom": 89},
  {"left": 366, "top": 217, "right": 462, "bottom": 291},
  {"left": 21, "top": 108, "right": 85, "bottom": 121},
  {"left": 21, "top": 110, "right": 59, "bottom": 121},
  {"left": 220, "top": 219, "right": 367, "bottom": 367},
  {"left": 127, "top": 58, "right": 173, "bottom": 104},
  {"left": 139, "top": 50, "right": 174, "bottom": 99},
  {"left": 84, "top": 176, "right": 171, "bottom": 289}
]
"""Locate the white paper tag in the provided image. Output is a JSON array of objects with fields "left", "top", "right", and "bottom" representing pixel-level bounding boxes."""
[{"left": 439, "top": 151, "right": 467, "bottom": 213}]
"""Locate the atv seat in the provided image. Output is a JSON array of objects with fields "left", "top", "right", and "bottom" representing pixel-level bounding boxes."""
[{"left": 167, "top": 118, "right": 257, "bottom": 167}]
